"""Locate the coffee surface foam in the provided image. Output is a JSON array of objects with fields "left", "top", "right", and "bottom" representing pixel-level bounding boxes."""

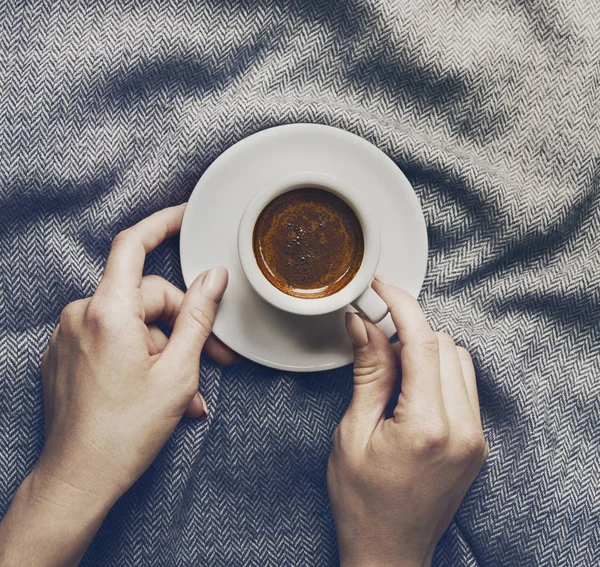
[{"left": 252, "top": 188, "right": 364, "bottom": 299}]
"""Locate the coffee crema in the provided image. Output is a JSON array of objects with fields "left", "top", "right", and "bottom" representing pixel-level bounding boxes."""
[{"left": 252, "top": 188, "right": 364, "bottom": 299}]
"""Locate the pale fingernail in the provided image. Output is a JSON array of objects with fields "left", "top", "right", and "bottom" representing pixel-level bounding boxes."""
[
  {"left": 201, "top": 266, "right": 228, "bottom": 302},
  {"left": 345, "top": 312, "right": 369, "bottom": 347},
  {"left": 374, "top": 274, "right": 395, "bottom": 286},
  {"left": 196, "top": 392, "right": 209, "bottom": 420}
]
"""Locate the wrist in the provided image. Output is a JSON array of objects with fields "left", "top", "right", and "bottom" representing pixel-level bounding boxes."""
[
  {"left": 26, "top": 464, "right": 117, "bottom": 519},
  {"left": 0, "top": 468, "right": 114, "bottom": 566},
  {"left": 33, "top": 440, "right": 130, "bottom": 510}
]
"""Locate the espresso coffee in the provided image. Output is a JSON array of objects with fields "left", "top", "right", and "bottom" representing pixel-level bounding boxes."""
[{"left": 252, "top": 188, "right": 364, "bottom": 299}]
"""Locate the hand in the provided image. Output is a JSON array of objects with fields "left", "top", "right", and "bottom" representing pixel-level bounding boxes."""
[
  {"left": 38, "top": 203, "right": 238, "bottom": 503},
  {"left": 327, "top": 279, "right": 487, "bottom": 567},
  {"left": 0, "top": 204, "right": 237, "bottom": 566}
]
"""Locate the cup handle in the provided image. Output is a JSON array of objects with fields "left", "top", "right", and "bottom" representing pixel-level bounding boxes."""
[{"left": 351, "top": 285, "right": 388, "bottom": 324}]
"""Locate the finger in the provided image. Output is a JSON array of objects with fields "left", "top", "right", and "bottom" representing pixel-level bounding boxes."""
[
  {"left": 140, "top": 275, "right": 182, "bottom": 327},
  {"left": 457, "top": 347, "right": 482, "bottom": 428},
  {"left": 183, "top": 392, "right": 209, "bottom": 420},
  {"left": 372, "top": 279, "right": 443, "bottom": 412},
  {"left": 156, "top": 266, "right": 228, "bottom": 384},
  {"left": 96, "top": 204, "right": 186, "bottom": 299},
  {"left": 343, "top": 312, "right": 398, "bottom": 438},
  {"left": 436, "top": 333, "right": 474, "bottom": 425},
  {"left": 148, "top": 323, "right": 169, "bottom": 354},
  {"left": 204, "top": 335, "right": 243, "bottom": 365},
  {"left": 141, "top": 274, "right": 241, "bottom": 365}
]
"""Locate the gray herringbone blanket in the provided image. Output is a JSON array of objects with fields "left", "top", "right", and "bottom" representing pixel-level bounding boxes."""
[{"left": 1, "top": 1, "right": 600, "bottom": 565}]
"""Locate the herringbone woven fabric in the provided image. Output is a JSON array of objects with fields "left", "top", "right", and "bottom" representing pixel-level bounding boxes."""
[{"left": 1, "top": 0, "right": 599, "bottom": 565}]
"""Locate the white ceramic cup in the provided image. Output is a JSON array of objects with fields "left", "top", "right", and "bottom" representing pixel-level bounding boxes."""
[{"left": 237, "top": 171, "right": 389, "bottom": 323}]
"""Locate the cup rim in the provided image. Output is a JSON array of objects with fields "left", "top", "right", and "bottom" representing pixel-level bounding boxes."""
[{"left": 237, "top": 170, "right": 381, "bottom": 316}]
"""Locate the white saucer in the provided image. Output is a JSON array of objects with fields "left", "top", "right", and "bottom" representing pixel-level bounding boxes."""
[{"left": 180, "top": 124, "right": 428, "bottom": 372}]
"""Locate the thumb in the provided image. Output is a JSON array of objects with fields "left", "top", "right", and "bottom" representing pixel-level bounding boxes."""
[
  {"left": 344, "top": 312, "right": 398, "bottom": 433},
  {"left": 159, "top": 266, "right": 228, "bottom": 375}
]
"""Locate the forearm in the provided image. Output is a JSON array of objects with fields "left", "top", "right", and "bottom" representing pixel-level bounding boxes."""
[{"left": 0, "top": 468, "right": 113, "bottom": 566}]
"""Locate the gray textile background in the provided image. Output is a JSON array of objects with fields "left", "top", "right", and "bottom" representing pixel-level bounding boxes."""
[{"left": 1, "top": 0, "right": 600, "bottom": 565}]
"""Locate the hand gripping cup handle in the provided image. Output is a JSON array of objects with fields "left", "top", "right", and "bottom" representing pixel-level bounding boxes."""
[{"left": 351, "top": 285, "right": 388, "bottom": 324}]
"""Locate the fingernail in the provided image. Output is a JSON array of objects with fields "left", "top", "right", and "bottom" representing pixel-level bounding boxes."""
[
  {"left": 196, "top": 392, "right": 209, "bottom": 419},
  {"left": 345, "top": 312, "right": 369, "bottom": 347},
  {"left": 201, "top": 266, "right": 228, "bottom": 301},
  {"left": 374, "top": 273, "right": 395, "bottom": 286}
]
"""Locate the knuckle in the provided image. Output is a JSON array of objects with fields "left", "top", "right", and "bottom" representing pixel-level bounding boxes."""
[
  {"left": 388, "top": 290, "right": 418, "bottom": 314},
  {"left": 58, "top": 305, "right": 74, "bottom": 326},
  {"left": 413, "top": 421, "right": 449, "bottom": 454},
  {"left": 436, "top": 332, "right": 455, "bottom": 346},
  {"left": 404, "top": 330, "right": 439, "bottom": 356},
  {"left": 142, "top": 273, "right": 163, "bottom": 284},
  {"left": 85, "top": 299, "right": 115, "bottom": 330},
  {"left": 417, "top": 330, "right": 440, "bottom": 349},
  {"left": 58, "top": 300, "right": 85, "bottom": 329},
  {"left": 352, "top": 364, "right": 391, "bottom": 386},
  {"left": 142, "top": 274, "right": 163, "bottom": 288},
  {"left": 111, "top": 229, "right": 133, "bottom": 248},
  {"left": 455, "top": 429, "right": 487, "bottom": 463},
  {"left": 187, "top": 304, "right": 214, "bottom": 338}
]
